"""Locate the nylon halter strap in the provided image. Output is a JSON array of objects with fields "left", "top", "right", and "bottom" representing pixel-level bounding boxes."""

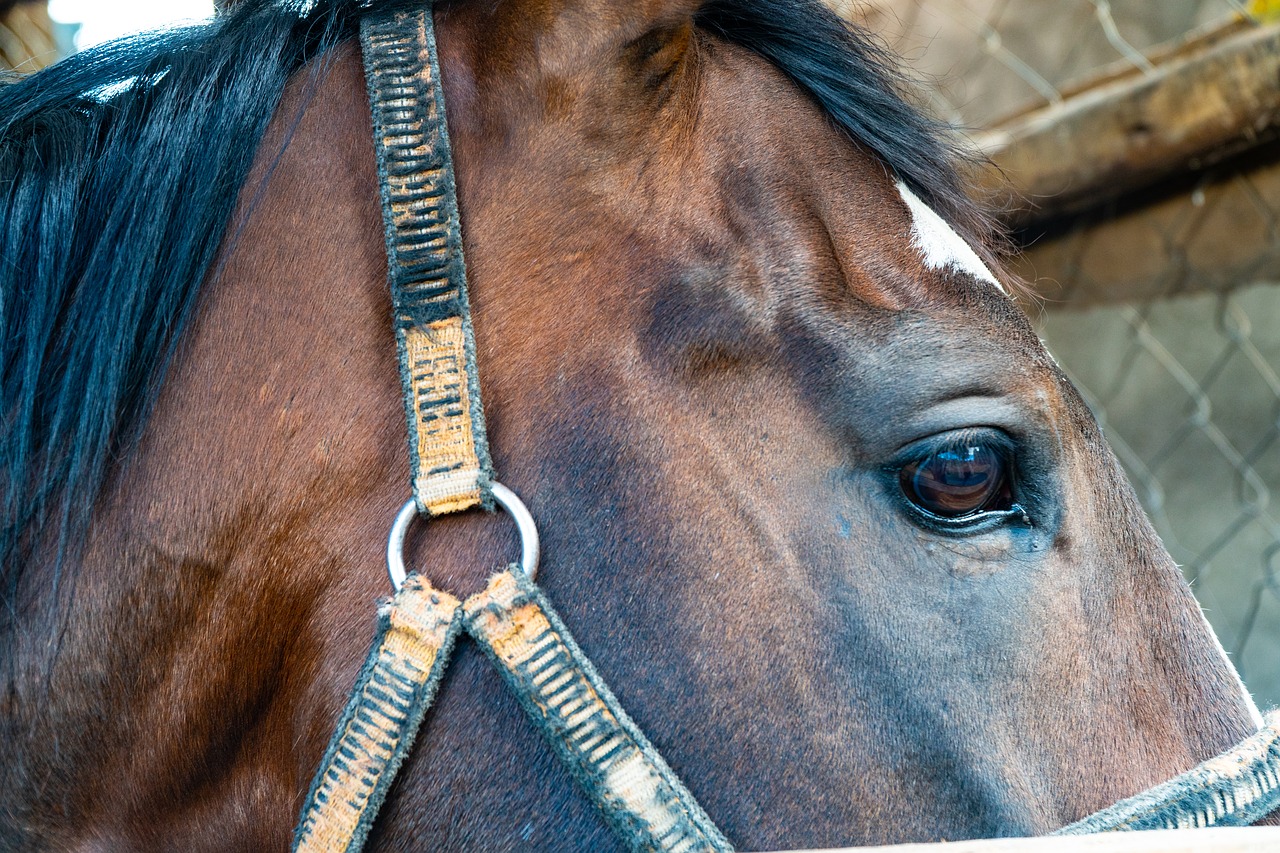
[
  {"left": 290, "top": 6, "right": 1280, "bottom": 852},
  {"left": 291, "top": 8, "right": 729, "bottom": 853}
]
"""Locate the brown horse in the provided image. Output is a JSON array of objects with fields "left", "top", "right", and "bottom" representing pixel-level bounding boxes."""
[{"left": 0, "top": 0, "right": 1272, "bottom": 849}]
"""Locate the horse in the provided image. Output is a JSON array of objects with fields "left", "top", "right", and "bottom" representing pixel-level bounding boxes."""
[{"left": 1, "top": 0, "right": 1274, "bottom": 849}]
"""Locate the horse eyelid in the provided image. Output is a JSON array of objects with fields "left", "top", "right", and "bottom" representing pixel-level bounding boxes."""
[{"left": 909, "top": 503, "right": 1033, "bottom": 533}]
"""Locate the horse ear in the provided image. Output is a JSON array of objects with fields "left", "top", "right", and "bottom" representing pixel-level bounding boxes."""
[
  {"left": 537, "top": 0, "right": 702, "bottom": 89},
  {"left": 607, "top": 0, "right": 705, "bottom": 22},
  {"left": 624, "top": 14, "right": 697, "bottom": 87},
  {"left": 579, "top": 0, "right": 704, "bottom": 44}
]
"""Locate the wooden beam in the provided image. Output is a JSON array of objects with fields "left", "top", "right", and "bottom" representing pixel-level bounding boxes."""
[
  {"left": 975, "top": 23, "right": 1280, "bottom": 228},
  {"left": 1008, "top": 140, "right": 1280, "bottom": 308}
]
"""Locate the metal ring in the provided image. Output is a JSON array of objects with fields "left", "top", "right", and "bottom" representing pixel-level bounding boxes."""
[{"left": 386, "top": 482, "right": 541, "bottom": 591}]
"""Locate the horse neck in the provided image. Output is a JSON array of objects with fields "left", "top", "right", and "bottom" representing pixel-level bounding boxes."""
[{"left": 4, "top": 43, "right": 398, "bottom": 849}]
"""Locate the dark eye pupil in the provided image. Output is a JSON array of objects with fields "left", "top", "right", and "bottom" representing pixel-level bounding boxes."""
[{"left": 900, "top": 443, "right": 1010, "bottom": 518}]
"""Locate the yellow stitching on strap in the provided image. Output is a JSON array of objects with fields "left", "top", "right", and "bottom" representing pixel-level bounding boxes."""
[
  {"left": 294, "top": 576, "right": 461, "bottom": 853},
  {"left": 405, "top": 318, "right": 482, "bottom": 515},
  {"left": 465, "top": 571, "right": 732, "bottom": 852}
]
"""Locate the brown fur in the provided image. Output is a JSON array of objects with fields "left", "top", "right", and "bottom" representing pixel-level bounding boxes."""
[{"left": 2, "top": 2, "right": 1270, "bottom": 849}]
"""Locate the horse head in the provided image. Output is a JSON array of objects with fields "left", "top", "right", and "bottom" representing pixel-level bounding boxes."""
[{"left": 0, "top": 0, "right": 1268, "bottom": 849}]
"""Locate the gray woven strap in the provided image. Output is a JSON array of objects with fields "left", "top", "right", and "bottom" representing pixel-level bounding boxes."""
[
  {"left": 293, "top": 567, "right": 732, "bottom": 853},
  {"left": 292, "top": 576, "right": 463, "bottom": 853},
  {"left": 362, "top": 7, "right": 492, "bottom": 517},
  {"left": 465, "top": 569, "right": 733, "bottom": 853},
  {"left": 1056, "top": 710, "right": 1280, "bottom": 834}
]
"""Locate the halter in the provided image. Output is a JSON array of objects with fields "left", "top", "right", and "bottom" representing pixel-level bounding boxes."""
[{"left": 290, "top": 7, "right": 1280, "bottom": 851}]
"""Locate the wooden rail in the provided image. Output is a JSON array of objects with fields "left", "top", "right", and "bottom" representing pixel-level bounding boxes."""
[{"left": 975, "top": 22, "right": 1280, "bottom": 228}]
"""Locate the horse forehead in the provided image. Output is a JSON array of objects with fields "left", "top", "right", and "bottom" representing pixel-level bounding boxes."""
[{"left": 894, "top": 180, "right": 1002, "bottom": 293}]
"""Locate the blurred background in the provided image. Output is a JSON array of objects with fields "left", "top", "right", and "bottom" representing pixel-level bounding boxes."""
[
  {"left": 0, "top": 0, "right": 212, "bottom": 70},
  {"left": 3, "top": 1, "right": 1279, "bottom": 708}
]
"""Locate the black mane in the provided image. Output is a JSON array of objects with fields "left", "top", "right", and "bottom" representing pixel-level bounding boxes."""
[
  {"left": 0, "top": 0, "right": 987, "bottom": 616},
  {"left": 0, "top": 0, "right": 417, "bottom": 619}
]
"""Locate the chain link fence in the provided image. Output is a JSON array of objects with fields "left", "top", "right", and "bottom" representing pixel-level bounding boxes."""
[
  {"left": 840, "top": 0, "right": 1280, "bottom": 708},
  {"left": 842, "top": 0, "right": 1260, "bottom": 128}
]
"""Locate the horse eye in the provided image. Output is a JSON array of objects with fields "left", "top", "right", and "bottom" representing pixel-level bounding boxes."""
[{"left": 899, "top": 440, "right": 1013, "bottom": 519}]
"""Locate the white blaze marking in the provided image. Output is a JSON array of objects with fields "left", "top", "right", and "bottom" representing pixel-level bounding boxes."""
[{"left": 896, "top": 180, "right": 1003, "bottom": 292}]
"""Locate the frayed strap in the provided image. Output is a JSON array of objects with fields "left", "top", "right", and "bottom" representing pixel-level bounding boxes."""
[
  {"left": 1055, "top": 711, "right": 1280, "bottom": 834},
  {"left": 292, "top": 576, "right": 462, "bottom": 853},
  {"left": 465, "top": 569, "right": 734, "bottom": 853},
  {"left": 362, "top": 8, "right": 493, "bottom": 517}
]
